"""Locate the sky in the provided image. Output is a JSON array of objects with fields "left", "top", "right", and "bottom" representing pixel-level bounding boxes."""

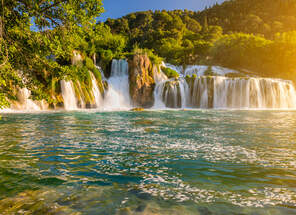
[{"left": 99, "top": 0, "right": 226, "bottom": 21}]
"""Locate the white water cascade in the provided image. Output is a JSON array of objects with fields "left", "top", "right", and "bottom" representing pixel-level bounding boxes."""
[
  {"left": 153, "top": 64, "right": 296, "bottom": 109},
  {"left": 186, "top": 76, "right": 296, "bottom": 109},
  {"left": 154, "top": 64, "right": 189, "bottom": 108},
  {"left": 3, "top": 62, "right": 296, "bottom": 112},
  {"left": 61, "top": 80, "right": 78, "bottom": 110},
  {"left": 90, "top": 73, "right": 103, "bottom": 108},
  {"left": 184, "top": 65, "right": 239, "bottom": 77},
  {"left": 101, "top": 59, "right": 131, "bottom": 110},
  {"left": 154, "top": 79, "right": 189, "bottom": 108},
  {"left": 12, "top": 88, "right": 43, "bottom": 111},
  {"left": 212, "top": 77, "right": 296, "bottom": 109},
  {"left": 153, "top": 66, "right": 168, "bottom": 108}
]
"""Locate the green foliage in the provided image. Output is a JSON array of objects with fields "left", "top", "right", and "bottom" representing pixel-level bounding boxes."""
[
  {"left": 132, "top": 47, "right": 163, "bottom": 65},
  {"left": 210, "top": 33, "right": 272, "bottom": 72},
  {"left": 106, "top": 10, "right": 222, "bottom": 66},
  {"left": 92, "top": 68, "right": 102, "bottom": 83},
  {"left": 0, "top": 0, "right": 103, "bottom": 108},
  {"left": 196, "top": 0, "right": 296, "bottom": 38},
  {"left": 84, "top": 57, "right": 96, "bottom": 72},
  {"left": 161, "top": 67, "right": 180, "bottom": 79}
]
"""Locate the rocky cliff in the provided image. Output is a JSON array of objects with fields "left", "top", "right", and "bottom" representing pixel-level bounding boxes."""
[{"left": 128, "top": 54, "right": 156, "bottom": 108}]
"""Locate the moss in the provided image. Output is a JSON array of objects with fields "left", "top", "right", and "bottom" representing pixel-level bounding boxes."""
[
  {"left": 161, "top": 67, "right": 179, "bottom": 79},
  {"left": 92, "top": 69, "right": 102, "bottom": 82},
  {"left": 73, "top": 81, "right": 83, "bottom": 103},
  {"left": 185, "top": 74, "right": 197, "bottom": 86},
  {"left": 84, "top": 57, "right": 95, "bottom": 72},
  {"left": 80, "top": 83, "right": 93, "bottom": 104}
]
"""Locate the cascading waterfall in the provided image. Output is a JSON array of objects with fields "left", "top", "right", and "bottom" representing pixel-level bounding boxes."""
[
  {"left": 154, "top": 63, "right": 189, "bottom": 108},
  {"left": 153, "top": 64, "right": 296, "bottom": 109},
  {"left": 186, "top": 76, "right": 296, "bottom": 109},
  {"left": 3, "top": 62, "right": 296, "bottom": 111},
  {"left": 13, "top": 88, "right": 42, "bottom": 111},
  {"left": 190, "top": 76, "right": 212, "bottom": 108},
  {"left": 212, "top": 77, "right": 296, "bottom": 109},
  {"left": 153, "top": 66, "right": 168, "bottom": 108},
  {"left": 102, "top": 59, "right": 131, "bottom": 110},
  {"left": 184, "top": 65, "right": 239, "bottom": 77},
  {"left": 154, "top": 78, "right": 189, "bottom": 109},
  {"left": 90, "top": 73, "right": 103, "bottom": 108},
  {"left": 61, "top": 80, "right": 78, "bottom": 110}
]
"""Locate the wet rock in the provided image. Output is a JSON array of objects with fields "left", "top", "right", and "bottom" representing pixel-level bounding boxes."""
[
  {"left": 135, "top": 203, "right": 147, "bottom": 212},
  {"left": 0, "top": 190, "right": 80, "bottom": 215},
  {"left": 131, "top": 108, "right": 145, "bottom": 112},
  {"left": 117, "top": 207, "right": 133, "bottom": 215},
  {"left": 134, "top": 119, "right": 153, "bottom": 126}
]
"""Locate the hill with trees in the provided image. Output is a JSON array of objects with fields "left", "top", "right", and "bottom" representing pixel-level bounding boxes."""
[{"left": 105, "top": 0, "right": 296, "bottom": 81}]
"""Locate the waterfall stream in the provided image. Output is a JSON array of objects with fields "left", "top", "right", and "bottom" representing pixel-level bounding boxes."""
[
  {"left": 153, "top": 65, "right": 296, "bottom": 109},
  {"left": 90, "top": 73, "right": 103, "bottom": 108},
  {"left": 154, "top": 76, "right": 296, "bottom": 109},
  {"left": 101, "top": 59, "right": 131, "bottom": 110},
  {"left": 3, "top": 62, "right": 296, "bottom": 111},
  {"left": 61, "top": 80, "right": 78, "bottom": 110},
  {"left": 13, "top": 88, "right": 43, "bottom": 111}
]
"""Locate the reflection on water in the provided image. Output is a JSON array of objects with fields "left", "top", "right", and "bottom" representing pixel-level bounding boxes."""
[{"left": 0, "top": 110, "right": 295, "bottom": 214}]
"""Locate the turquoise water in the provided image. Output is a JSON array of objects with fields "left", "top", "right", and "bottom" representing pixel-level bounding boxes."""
[{"left": 0, "top": 110, "right": 295, "bottom": 214}]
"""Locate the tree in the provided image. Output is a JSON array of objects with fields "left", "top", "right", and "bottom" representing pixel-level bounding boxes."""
[{"left": 0, "top": 0, "right": 103, "bottom": 107}]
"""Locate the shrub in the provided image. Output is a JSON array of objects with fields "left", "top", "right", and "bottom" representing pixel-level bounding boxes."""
[{"left": 161, "top": 67, "right": 179, "bottom": 79}]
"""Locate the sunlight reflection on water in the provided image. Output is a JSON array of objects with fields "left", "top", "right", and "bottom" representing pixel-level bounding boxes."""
[{"left": 0, "top": 110, "right": 295, "bottom": 214}]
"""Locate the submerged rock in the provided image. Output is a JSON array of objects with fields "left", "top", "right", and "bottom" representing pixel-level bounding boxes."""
[
  {"left": 0, "top": 190, "right": 80, "bottom": 215},
  {"left": 130, "top": 108, "right": 145, "bottom": 112},
  {"left": 129, "top": 54, "right": 156, "bottom": 108}
]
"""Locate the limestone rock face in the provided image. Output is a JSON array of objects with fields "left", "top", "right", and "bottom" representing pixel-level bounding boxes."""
[{"left": 129, "top": 54, "right": 156, "bottom": 108}]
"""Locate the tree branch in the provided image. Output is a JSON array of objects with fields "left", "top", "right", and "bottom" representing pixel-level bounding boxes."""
[
  {"left": 40, "top": 0, "right": 67, "bottom": 13},
  {"left": 0, "top": 40, "right": 8, "bottom": 68}
]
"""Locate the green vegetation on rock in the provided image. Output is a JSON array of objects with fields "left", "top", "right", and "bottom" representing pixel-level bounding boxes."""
[{"left": 161, "top": 67, "right": 180, "bottom": 79}]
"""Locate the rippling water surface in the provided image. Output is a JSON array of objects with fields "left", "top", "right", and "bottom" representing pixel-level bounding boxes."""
[{"left": 0, "top": 110, "right": 295, "bottom": 214}]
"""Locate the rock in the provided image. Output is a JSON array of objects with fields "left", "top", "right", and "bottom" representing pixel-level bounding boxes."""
[
  {"left": 130, "top": 108, "right": 145, "bottom": 112},
  {"left": 117, "top": 207, "right": 133, "bottom": 215},
  {"left": 0, "top": 190, "right": 80, "bottom": 215},
  {"left": 129, "top": 54, "right": 156, "bottom": 108}
]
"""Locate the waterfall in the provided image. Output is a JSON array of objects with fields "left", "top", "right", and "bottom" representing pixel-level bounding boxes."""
[
  {"left": 153, "top": 65, "right": 167, "bottom": 84},
  {"left": 190, "top": 77, "right": 211, "bottom": 108},
  {"left": 212, "top": 77, "right": 296, "bottom": 109},
  {"left": 61, "top": 80, "right": 78, "bottom": 110},
  {"left": 184, "top": 65, "right": 239, "bottom": 77},
  {"left": 153, "top": 66, "right": 168, "bottom": 108},
  {"left": 90, "top": 73, "right": 103, "bottom": 108},
  {"left": 154, "top": 79, "right": 189, "bottom": 109},
  {"left": 102, "top": 59, "right": 131, "bottom": 110},
  {"left": 153, "top": 62, "right": 296, "bottom": 109},
  {"left": 186, "top": 76, "right": 296, "bottom": 109},
  {"left": 3, "top": 62, "right": 296, "bottom": 111},
  {"left": 13, "top": 88, "right": 42, "bottom": 111}
]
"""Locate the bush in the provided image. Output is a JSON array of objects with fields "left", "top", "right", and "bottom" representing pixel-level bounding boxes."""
[{"left": 161, "top": 67, "right": 179, "bottom": 79}]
